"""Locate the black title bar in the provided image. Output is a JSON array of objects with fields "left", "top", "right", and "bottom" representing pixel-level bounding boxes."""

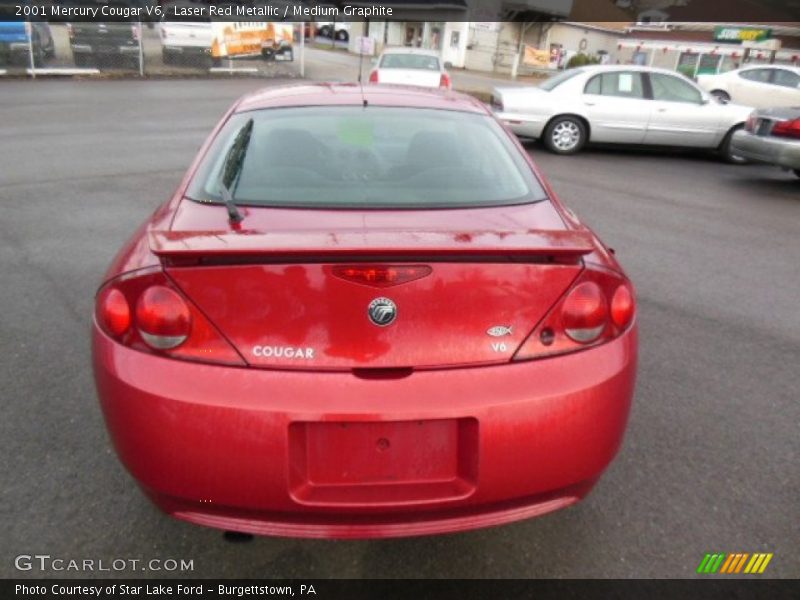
[{"left": 4, "top": 0, "right": 800, "bottom": 23}]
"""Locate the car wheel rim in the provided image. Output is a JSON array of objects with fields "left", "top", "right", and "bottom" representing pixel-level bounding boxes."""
[{"left": 552, "top": 121, "right": 581, "bottom": 151}]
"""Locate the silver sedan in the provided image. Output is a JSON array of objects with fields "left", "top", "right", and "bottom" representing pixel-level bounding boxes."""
[
  {"left": 731, "top": 107, "right": 800, "bottom": 178},
  {"left": 492, "top": 65, "right": 753, "bottom": 161}
]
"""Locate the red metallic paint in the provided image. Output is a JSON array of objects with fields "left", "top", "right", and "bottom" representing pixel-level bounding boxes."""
[
  {"left": 92, "top": 84, "right": 638, "bottom": 538},
  {"left": 93, "top": 325, "right": 636, "bottom": 538}
]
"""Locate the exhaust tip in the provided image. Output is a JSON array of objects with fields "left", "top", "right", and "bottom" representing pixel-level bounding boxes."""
[{"left": 223, "top": 531, "right": 254, "bottom": 543}]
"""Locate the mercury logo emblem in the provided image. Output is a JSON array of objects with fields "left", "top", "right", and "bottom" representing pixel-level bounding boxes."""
[{"left": 368, "top": 297, "right": 397, "bottom": 326}]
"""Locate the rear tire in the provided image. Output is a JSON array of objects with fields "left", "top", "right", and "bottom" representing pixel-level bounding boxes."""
[
  {"left": 31, "top": 33, "right": 46, "bottom": 67},
  {"left": 543, "top": 116, "right": 587, "bottom": 155},
  {"left": 720, "top": 124, "right": 748, "bottom": 164},
  {"left": 794, "top": 170, "right": 800, "bottom": 179},
  {"left": 74, "top": 53, "right": 93, "bottom": 68},
  {"left": 711, "top": 90, "right": 731, "bottom": 104}
]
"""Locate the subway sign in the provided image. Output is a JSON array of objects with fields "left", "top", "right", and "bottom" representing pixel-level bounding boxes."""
[{"left": 713, "top": 26, "right": 772, "bottom": 42}]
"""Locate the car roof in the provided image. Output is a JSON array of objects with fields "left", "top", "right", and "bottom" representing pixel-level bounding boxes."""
[
  {"left": 578, "top": 64, "right": 695, "bottom": 77},
  {"left": 235, "top": 83, "right": 488, "bottom": 114},
  {"left": 736, "top": 64, "right": 800, "bottom": 72},
  {"left": 380, "top": 47, "right": 441, "bottom": 57}
]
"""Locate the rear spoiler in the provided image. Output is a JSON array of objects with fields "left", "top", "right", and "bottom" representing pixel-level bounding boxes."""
[{"left": 149, "top": 229, "right": 596, "bottom": 261}]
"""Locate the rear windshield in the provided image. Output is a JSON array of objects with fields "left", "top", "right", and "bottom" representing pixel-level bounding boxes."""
[
  {"left": 380, "top": 53, "right": 441, "bottom": 71},
  {"left": 539, "top": 69, "right": 584, "bottom": 91},
  {"left": 186, "top": 106, "right": 546, "bottom": 209}
]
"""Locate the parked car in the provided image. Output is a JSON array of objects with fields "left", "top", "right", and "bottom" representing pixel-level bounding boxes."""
[
  {"left": 0, "top": 20, "right": 54, "bottom": 66},
  {"left": 697, "top": 65, "right": 800, "bottom": 108},
  {"left": 159, "top": 19, "right": 213, "bottom": 66},
  {"left": 67, "top": 22, "right": 140, "bottom": 68},
  {"left": 369, "top": 47, "right": 451, "bottom": 89},
  {"left": 92, "top": 83, "right": 637, "bottom": 539},
  {"left": 317, "top": 21, "right": 349, "bottom": 41},
  {"left": 492, "top": 65, "right": 753, "bottom": 161},
  {"left": 731, "top": 107, "right": 800, "bottom": 177}
]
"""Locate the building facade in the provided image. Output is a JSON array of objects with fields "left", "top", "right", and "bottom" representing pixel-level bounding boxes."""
[
  {"left": 346, "top": 19, "right": 800, "bottom": 78},
  {"left": 617, "top": 23, "right": 800, "bottom": 77}
]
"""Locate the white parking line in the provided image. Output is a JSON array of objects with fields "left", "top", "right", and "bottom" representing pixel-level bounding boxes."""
[
  {"left": 26, "top": 68, "right": 101, "bottom": 76},
  {"left": 208, "top": 67, "right": 260, "bottom": 74}
]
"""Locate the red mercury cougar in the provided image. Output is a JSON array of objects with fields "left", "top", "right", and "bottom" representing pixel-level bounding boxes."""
[{"left": 92, "top": 83, "right": 637, "bottom": 539}]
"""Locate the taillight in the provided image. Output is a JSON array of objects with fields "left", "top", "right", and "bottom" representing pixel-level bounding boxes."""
[
  {"left": 369, "top": 70, "right": 379, "bottom": 83},
  {"left": 513, "top": 268, "right": 635, "bottom": 361},
  {"left": 611, "top": 284, "right": 635, "bottom": 328},
  {"left": 490, "top": 94, "right": 504, "bottom": 112},
  {"left": 562, "top": 282, "right": 607, "bottom": 343},
  {"left": 331, "top": 265, "right": 432, "bottom": 288},
  {"left": 98, "top": 287, "right": 131, "bottom": 337},
  {"left": 440, "top": 72, "right": 452, "bottom": 89},
  {"left": 95, "top": 268, "right": 244, "bottom": 366},
  {"left": 136, "top": 286, "right": 190, "bottom": 349},
  {"left": 745, "top": 111, "right": 758, "bottom": 133},
  {"left": 771, "top": 118, "right": 800, "bottom": 139}
]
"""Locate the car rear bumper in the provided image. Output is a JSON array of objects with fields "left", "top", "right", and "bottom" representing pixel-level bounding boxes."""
[
  {"left": 0, "top": 41, "right": 31, "bottom": 55},
  {"left": 93, "top": 323, "right": 637, "bottom": 538},
  {"left": 494, "top": 112, "right": 547, "bottom": 139},
  {"left": 731, "top": 130, "right": 800, "bottom": 170},
  {"left": 162, "top": 45, "right": 211, "bottom": 55},
  {"left": 71, "top": 44, "right": 139, "bottom": 55}
]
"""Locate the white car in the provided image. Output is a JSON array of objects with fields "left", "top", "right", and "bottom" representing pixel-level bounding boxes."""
[
  {"left": 159, "top": 21, "right": 213, "bottom": 65},
  {"left": 492, "top": 65, "right": 752, "bottom": 161},
  {"left": 697, "top": 65, "right": 800, "bottom": 108},
  {"left": 368, "top": 47, "right": 451, "bottom": 90}
]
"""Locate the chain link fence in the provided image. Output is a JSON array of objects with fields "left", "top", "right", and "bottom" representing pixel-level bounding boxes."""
[{"left": 1, "top": 21, "right": 305, "bottom": 78}]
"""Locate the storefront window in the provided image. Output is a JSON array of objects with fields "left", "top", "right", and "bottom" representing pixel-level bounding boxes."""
[
  {"left": 697, "top": 54, "right": 722, "bottom": 75},
  {"left": 676, "top": 52, "right": 699, "bottom": 78}
]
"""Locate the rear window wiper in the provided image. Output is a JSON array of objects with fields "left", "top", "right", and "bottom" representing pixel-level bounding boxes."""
[{"left": 218, "top": 118, "right": 254, "bottom": 224}]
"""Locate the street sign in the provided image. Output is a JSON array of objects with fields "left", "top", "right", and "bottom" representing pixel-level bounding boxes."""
[{"left": 356, "top": 36, "right": 375, "bottom": 56}]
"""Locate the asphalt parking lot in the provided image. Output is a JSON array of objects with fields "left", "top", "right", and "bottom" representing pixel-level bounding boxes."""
[{"left": 1, "top": 79, "right": 798, "bottom": 579}]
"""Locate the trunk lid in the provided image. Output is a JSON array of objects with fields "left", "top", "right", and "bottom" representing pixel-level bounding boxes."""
[
  {"left": 376, "top": 68, "right": 442, "bottom": 88},
  {"left": 152, "top": 224, "right": 592, "bottom": 370},
  {"left": 160, "top": 22, "right": 213, "bottom": 49}
]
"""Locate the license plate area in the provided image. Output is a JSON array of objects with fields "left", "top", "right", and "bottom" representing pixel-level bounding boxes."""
[
  {"left": 289, "top": 418, "right": 478, "bottom": 507},
  {"left": 756, "top": 119, "right": 774, "bottom": 136}
]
